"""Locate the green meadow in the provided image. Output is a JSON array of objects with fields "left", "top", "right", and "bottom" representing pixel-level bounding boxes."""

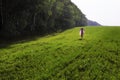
[{"left": 0, "top": 27, "right": 120, "bottom": 80}]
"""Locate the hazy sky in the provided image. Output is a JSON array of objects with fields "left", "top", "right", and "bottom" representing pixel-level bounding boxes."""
[{"left": 71, "top": 0, "right": 120, "bottom": 26}]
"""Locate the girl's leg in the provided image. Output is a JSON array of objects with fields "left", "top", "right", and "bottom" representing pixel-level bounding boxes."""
[{"left": 81, "top": 34, "right": 83, "bottom": 39}]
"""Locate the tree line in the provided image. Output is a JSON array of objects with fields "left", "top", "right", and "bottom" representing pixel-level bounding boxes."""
[{"left": 0, "top": 0, "right": 87, "bottom": 39}]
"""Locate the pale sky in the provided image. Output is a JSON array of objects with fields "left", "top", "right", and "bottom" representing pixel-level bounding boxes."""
[{"left": 71, "top": 0, "right": 120, "bottom": 26}]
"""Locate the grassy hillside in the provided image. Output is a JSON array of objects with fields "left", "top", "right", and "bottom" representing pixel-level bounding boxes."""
[{"left": 0, "top": 27, "right": 120, "bottom": 80}]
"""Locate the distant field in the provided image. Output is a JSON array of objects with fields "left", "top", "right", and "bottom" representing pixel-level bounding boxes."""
[{"left": 0, "top": 26, "right": 120, "bottom": 80}]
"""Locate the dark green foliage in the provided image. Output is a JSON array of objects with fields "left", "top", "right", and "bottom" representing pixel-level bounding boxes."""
[{"left": 0, "top": 0, "right": 87, "bottom": 39}]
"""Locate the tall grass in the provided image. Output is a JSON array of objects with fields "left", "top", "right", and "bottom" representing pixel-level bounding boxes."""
[{"left": 0, "top": 27, "right": 120, "bottom": 80}]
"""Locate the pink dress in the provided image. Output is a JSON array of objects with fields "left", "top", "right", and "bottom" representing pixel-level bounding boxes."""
[{"left": 79, "top": 29, "right": 84, "bottom": 37}]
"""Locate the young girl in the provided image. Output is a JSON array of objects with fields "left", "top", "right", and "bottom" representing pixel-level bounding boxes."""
[{"left": 79, "top": 28, "right": 85, "bottom": 39}]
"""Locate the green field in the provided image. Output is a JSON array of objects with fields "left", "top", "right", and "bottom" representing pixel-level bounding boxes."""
[{"left": 0, "top": 27, "right": 120, "bottom": 80}]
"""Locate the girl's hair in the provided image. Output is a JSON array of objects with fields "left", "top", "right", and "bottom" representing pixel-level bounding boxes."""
[{"left": 80, "top": 28, "right": 83, "bottom": 30}]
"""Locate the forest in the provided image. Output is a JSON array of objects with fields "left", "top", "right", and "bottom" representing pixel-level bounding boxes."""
[
  {"left": 0, "top": 0, "right": 87, "bottom": 39},
  {"left": 1, "top": 0, "right": 120, "bottom": 80}
]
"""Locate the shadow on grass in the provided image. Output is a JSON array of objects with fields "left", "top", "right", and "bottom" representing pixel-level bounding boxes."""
[
  {"left": 78, "top": 38, "right": 84, "bottom": 40},
  {"left": 0, "top": 36, "right": 41, "bottom": 49},
  {"left": 0, "top": 32, "right": 59, "bottom": 49}
]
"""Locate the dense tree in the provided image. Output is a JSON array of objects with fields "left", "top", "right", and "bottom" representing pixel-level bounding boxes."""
[{"left": 0, "top": 0, "right": 87, "bottom": 39}]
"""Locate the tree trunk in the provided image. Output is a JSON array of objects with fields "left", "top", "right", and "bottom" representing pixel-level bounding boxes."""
[
  {"left": 2, "top": 0, "right": 6, "bottom": 25},
  {"left": 0, "top": 0, "right": 3, "bottom": 30}
]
